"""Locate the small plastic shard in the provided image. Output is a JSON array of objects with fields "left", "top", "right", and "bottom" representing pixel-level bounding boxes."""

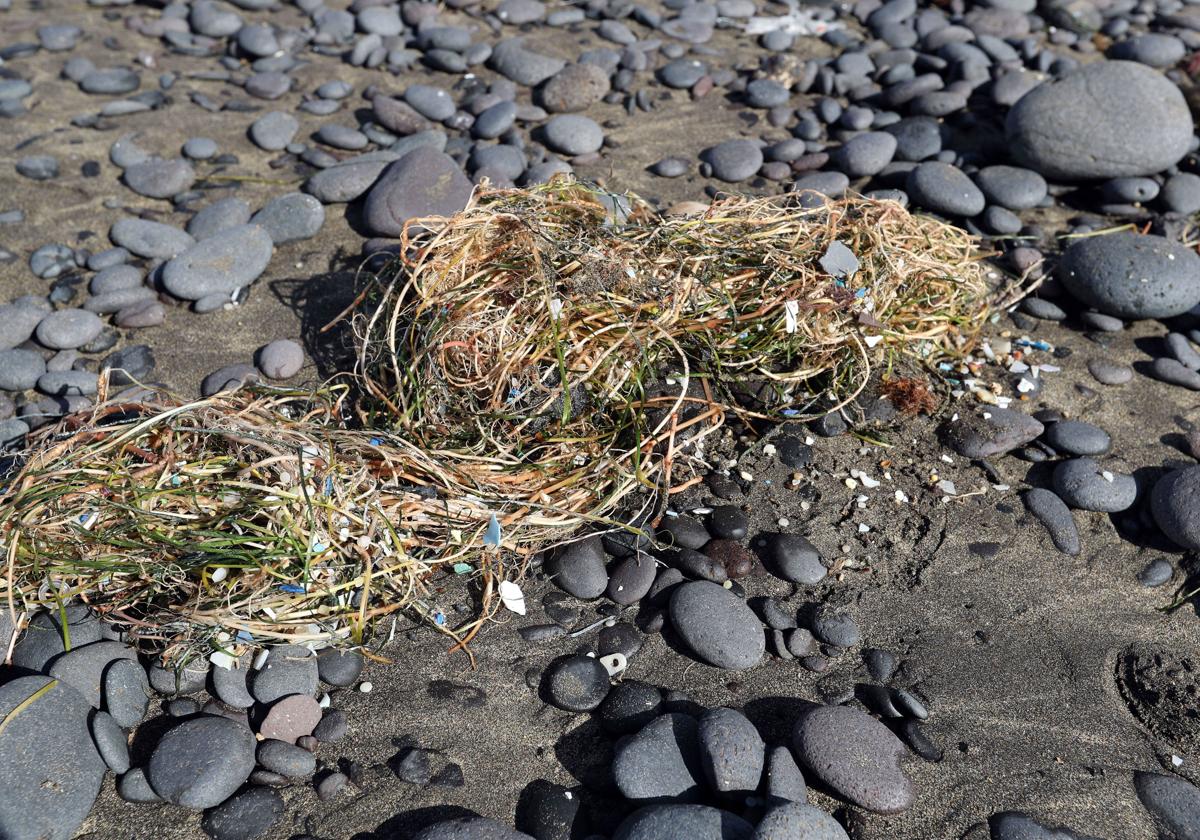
[
  {"left": 819, "top": 240, "right": 860, "bottom": 279},
  {"left": 484, "top": 513, "right": 502, "bottom": 549},
  {"left": 499, "top": 580, "right": 526, "bottom": 615},
  {"left": 743, "top": 9, "right": 842, "bottom": 35},
  {"left": 784, "top": 300, "right": 799, "bottom": 334},
  {"left": 453, "top": 562, "right": 472, "bottom": 575},
  {"left": 600, "top": 652, "right": 627, "bottom": 677},
  {"left": 210, "top": 650, "right": 236, "bottom": 670}
]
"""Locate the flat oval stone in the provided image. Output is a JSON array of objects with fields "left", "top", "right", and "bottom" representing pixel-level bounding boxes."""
[
  {"left": 257, "top": 738, "right": 316, "bottom": 777},
  {"left": 703, "top": 139, "right": 763, "bottom": 182},
  {"left": 543, "top": 114, "right": 604, "bottom": 156},
  {"left": 905, "top": 161, "right": 985, "bottom": 216},
  {"left": 1040, "top": 420, "right": 1111, "bottom": 456},
  {"left": 250, "top": 193, "right": 325, "bottom": 244},
  {"left": 256, "top": 338, "right": 304, "bottom": 379},
  {"left": 944, "top": 407, "right": 1044, "bottom": 458},
  {"left": 547, "top": 534, "right": 609, "bottom": 599},
  {"left": 249, "top": 111, "right": 299, "bottom": 151},
  {"left": 147, "top": 715, "right": 256, "bottom": 808},
  {"left": 122, "top": 158, "right": 195, "bottom": 199},
  {"left": 543, "top": 654, "right": 611, "bottom": 711},
  {"left": 90, "top": 710, "right": 131, "bottom": 773},
  {"left": 1059, "top": 232, "right": 1200, "bottom": 320},
  {"left": 1151, "top": 465, "right": 1200, "bottom": 550},
  {"left": 0, "top": 676, "right": 106, "bottom": 840},
  {"left": 607, "top": 554, "right": 658, "bottom": 605},
  {"left": 793, "top": 704, "right": 913, "bottom": 814},
  {"left": 363, "top": 147, "right": 474, "bottom": 238},
  {"left": 1086, "top": 357, "right": 1132, "bottom": 386},
  {"left": 47, "top": 640, "right": 138, "bottom": 708},
  {"left": 36, "top": 308, "right": 103, "bottom": 350},
  {"left": 316, "top": 648, "right": 363, "bottom": 686},
  {"left": 696, "top": 707, "right": 764, "bottom": 797},
  {"left": 1006, "top": 60, "right": 1192, "bottom": 179},
  {"left": 1134, "top": 771, "right": 1200, "bottom": 839},
  {"left": 250, "top": 644, "right": 318, "bottom": 704},
  {"left": 211, "top": 662, "right": 255, "bottom": 708},
  {"left": 258, "top": 693, "right": 322, "bottom": 744},
  {"left": 763, "top": 745, "right": 808, "bottom": 806},
  {"left": 0, "top": 349, "right": 46, "bottom": 391},
  {"left": 599, "top": 681, "right": 663, "bottom": 734},
  {"left": 200, "top": 786, "right": 285, "bottom": 840},
  {"left": 161, "top": 224, "right": 274, "bottom": 301},
  {"left": 1022, "top": 488, "right": 1080, "bottom": 556},
  {"left": 669, "top": 581, "right": 765, "bottom": 670},
  {"left": 103, "top": 658, "right": 151, "bottom": 728},
  {"left": 613, "top": 713, "right": 705, "bottom": 802},
  {"left": 613, "top": 805, "right": 753, "bottom": 840},
  {"left": 1052, "top": 457, "right": 1137, "bottom": 512},
  {"left": 763, "top": 533, "right": 826, "bottom": 584},
  {"left": 973, "top": 165, "right": 1047, "bottom": 210},
  {"left": 110, "top": 218, "right": 195, "bottom": 259},
  {"left": 412, "top": 818, "right": 535, "bottom": 840}
]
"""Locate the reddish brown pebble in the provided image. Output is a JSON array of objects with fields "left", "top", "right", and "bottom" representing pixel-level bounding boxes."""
[
  {"left": 1187, "top": 429, "right": 1200, "bottom": 460},
  {"left": 258, "top": 694, "right": 322, "bottom": 744},
  {"left": 703, "top": 539, "right": 757, "bottom": 579},
  {"left": 691, "top": 76, "right": 714, "bottom": 99}
]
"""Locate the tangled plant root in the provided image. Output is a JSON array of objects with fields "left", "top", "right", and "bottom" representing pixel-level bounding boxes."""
[
  {"left": 357, "top": 179, "right": 989, "bottom": 466},
  {"left": 0, "top": 386, "right": 621, "bottom": 665}
]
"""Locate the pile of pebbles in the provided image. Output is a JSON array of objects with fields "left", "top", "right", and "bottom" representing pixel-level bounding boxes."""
[{"left": 1, "top": 605, "right": 364, "bottom": 840}]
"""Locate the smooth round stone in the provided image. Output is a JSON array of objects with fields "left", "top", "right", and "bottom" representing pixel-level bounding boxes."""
[
  {"left": 200, "top": 786, "right": 285, "bottom": 840},
  {"left": 413, "top": 818, "right": 534, "bottom": 840},
  {"left": 245, "top": 71, "right": 291, "bottom": 99},
  {"left": 249, "top": 111, "right": 299, "bottom": 151},
  {"left": 117, "top": 768, "right": 162, "bottom": 803},
  {"left": 973, "top": 165, "right": 1047, "bottom": 210},
  {"left": 540, "top": 62, "right": 610, "bottom": 113},
  {"left": 1108, "top": 34, "right": 1186, "bottom": 68},
  {"left": 404, "top": 84, "right": 456, "bottom": 121},
  {"left": 103, "top": 658, "right": 151, "bottom": 728},
  {"left": 763, "top": 745, "right": 808, "bottom": 806},
  {"left": 707, "top": 505, "right": 747, "bottom": 540},
  {"left": 254, "top": 338, "right": 304, "bottom": 380},
  {"left": 830, "top": 132, "right": 896, "bottom": 177},
  {"left": 1059, "top": 232, "right": 1200, "bottom": 320},
  {"left": 885, "top": 117, "right": 941, "bottom": 161},
  {"left": 162, "top": 224, "right": 273, "bottom": 301},
  {"left": 755, "top": 803, "right": 849, "bottom": 840},
  {"left": 613, "top": 805, "right": 753, "bottom": 840},
  {"left": 811, "top": 610, "right": 860, "bottom": 648},
  {"left": 123, "top": 158, "right": 195, "bottom": 199},
  {"left": 473, "top": 101, "right": 517, "bottom": 139},
  {"left": 38, "top": 23, "right": 82, "bottom": 50},
  {"left": 1086, "top": 357, "right": 1132, "bottom": 386},
  {"left": 16, "top": 155, "right": 59, "bottom": 180},
  {"left": 1150, "top": 357, "right": 1200, "bottom": 390},
  {"left": 0, "top": 349, "right": 46, "bottom": 391},
  {"left": 1080, "top": 311, "right": 1125, "bottom": 333},
  {"left": 201, "top": 363, "right": 259, "bottom": 396},
  {"left": 81, "top": 67, "right": 140, "bottom": 94},
  {"left": 0, "top": 676, "right": 106, "bottom": 840},
  {"left": 658, "top": 515, "right": 709, "bottom": 550},
  {"left": 703, "top": 139, "right": 763, "bottom": 183},
  {"left": 793, "top": 705, "right": 913, "bottom": 814},
  {"left": 148, "top": 658, "right": 209, "bottom": 695},
  {"left": 147, "top": 715, "right": 256, "bottom": 808},
  {"left": 258, "top": 694, "right": 322, "bottom": 744},
  {"left": 116, "top": 301, "right": 165, "bottom": 329},
  {"left": 188, "top": 197, "right": 253, "bottom": 240},
  {"left": 212, "top": 663, "right": 255, "bottom": 708},
  {"left": 669, "top": 581, "right": 765, "bottom": 670},
  {"left": 363, "top": 147, "right": 473, "bottom": 237},
  {"left": 250, "top": 644, "right": 318, "bottom": 704},
  {"left": 250, "top": 193, "right": 324, "bottom": 244},
  {"left": 659, "top": 58, "right": 707, "bottom": 88},
  {"left": 1138, "top": 558, "right": 1173, "bottom": 587},
  {"left": 544, "top": 654, "right": 611, "bottom": 711},
  {"left": 489, "top": 38, "right": 565, "bottom": 87},
  {"left": 608, "top": 554, "right": 657, "bottom": 605},
  {"left": 182, "top": 137, "right": 217, "bottom": 160},
  {"left": 36, "top": 308, "right": 103, "bottom": 350},
  {"left": 315, "top": 648, "right": 363, "bottom": 687},
  {"left": 542, "top": 114, "right": 604, "bottom": 156},
  {"left": 312, "top": 707, "right": 348, "bottom": 742},
  {"left": 359, "top": 5, "right": 403, "bottom": 34},
  {"left": 905, "top": 162, "right": 985, "bottom": 216},
  {"left": 1040, "top": 420, "right": 1110, "bottom": 456},
  {"left": 1151, "top": 465, "right": 1200, "bottom": 550},
  {"left": 1161, "top": 172, "right": 1200, "bottom": 215},
  {"left": 110, "top": 218, "right": 195, "bottom": 259},
  {"left": 696, "top": 707, "right": 764, "bottom": 797},
  {"left": 0, "top": 417, "right": 26, "bottom": 448},
  {"left": 612, "top": 713, "right": 704, "bottom": 802},
  {"left": 1052, "top": 457, "right": 1137, "bottom": 512},
  {"left": 745, "top": 78, "right": 789, "bottom": 108},
  {"left": 0, "top": 305, "right": 47, "bottom": 351},
  {"left": 945, "top": 406, "right": 1044, "bottom": 458},
  {"left": 1134, "top": 771, "right": 1200, "bottom": 839},
  {"left": 90, "top": 264, "right": 142, "bottom": 295},
  {"left": 547, "top": 535, "right": 609, "bottom": 598},
  {"left": 257, "top": 739, "right": 316, "bottom": 777},
  {"left": 90, "top": 710, "right": 131, "bottom": 773},
  {"left": 764, "top": 533, "right": 825, "bottom": 584},
  {"left": 650, "top": 157, "right": 690, "bottom": 178},
  {"left": 598, "top": 681, "right": 662, "bottom": 735},
  {"left": 314, "top": 124, "right": 368, "bottom": 151},
  {"left": 1006, "top": 61, "right": 1192, "bottom": 179},
  {"left": 1103, "top": 177, "right": 1159, "bottom": 205},
  {"left": 38, "top": 370, "right": 98, "bottom": 397}
]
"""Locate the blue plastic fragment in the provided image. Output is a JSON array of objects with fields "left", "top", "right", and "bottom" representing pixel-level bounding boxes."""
[
  {"left": 324, "top": 475, "right": 334, "bottom": 495},
  {"left": 453, "top": 562, "right": 472, "bottom": 575},
  {"left": 433, "top": 611, "right": 447, "bottom": 626},
  {"left": 236, "top": 630, "right": 254, "bottom": 642},
  {"left": 484, "top": 513, "right": 502, "bottom": 548},
  {"left": 279, "top": 583, "right": 305, "bottom": 594},
  {"left": 782, "top": 409, "right": 800, "bottom": 417},
  {"left": 369, "top": 438, "right": 381, "bottom": 446},
  {"left": 1015, "top": 339, "right": 1051, "bottom": 351},
  {"left": 854, "top": 288, "right": 867, "bottom": 299}
]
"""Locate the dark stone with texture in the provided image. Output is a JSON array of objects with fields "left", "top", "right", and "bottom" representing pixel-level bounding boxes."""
[
  {"left": 363, "top": 147, "right": 474, "bottom": 238},
  {"left": 658, "top": 515, "right": 710, "bottom": 550},
  {"left": 764, "top": 533, "right": 826, "bottom": 584},
  {"left": 1152, "top": 465, "right": 1200, "bottom": 550},
  {"left": 316, "top": 649, "right": 363, "bottom": 686},
  {"left": 613, "top": 713, "right": 705, "bottom": 803},
  {"left": 944, "top": 407, "right": 1043, "bottom": 458},
  {"left": 669, "top": 582, "right": 764, "bottom": 669},
  {"left": 1040, "top": 420, "right": 1110, "bottom": 456},
  {"left": 696, "top": 707, "right": 764, "bottom": 798},
  {"left": 412, "top": 818, "right": 534, "bottom": 840},
  {"left": 762, "top": 745, "right": 807, "bottom": 805},
  {"left": 613, "top": 805, "right": 753, "bottom": 840},
  {"left": 547, "top": 535, "right": 609, "bottom": 598},
  {"left": 1052, "top": 458, "right": 1137, "bottom": 512},
  {"left": 792, "top": 705, "right": 913, "bottom": 814},
  {"left": 1022, "top": 488, "right": 1080, "bottom": 556},
  {"left": 599, "top": 681, "right": 663, "bottom": 734},
  {"left": 200, "top": 786, "right": 285, "bottom": 840},
  {"left": 1060, "top": 232, "right": 1200, "bottom": 320},
  {"left": 0, "top": 676, "right": 106, "bottom": 840},
  {"left": 1134, "top": 771, "right": 1200, "bottom": 840},
  {"left": 754, "top": 803, "right": 849, "bottom": 839},
  {"left": 544, "top": 655, "right": 610, "bottom": 711},
  {"left": 147, "top": 715, "right": 257, "bottom": 808}
]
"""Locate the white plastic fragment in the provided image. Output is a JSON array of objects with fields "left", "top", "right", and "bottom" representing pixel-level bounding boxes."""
[
  {"left": 743, "top": 9, "right": 843, "bottom": 35},
  {"left": 210, "top": 567, "right": 228, "bottom": 583},
  {"left": 600, "top": 653, "right": 627, "bottom": 677},
  {"left": 784, "top": 300, "right": 799, "bottom": 334},
  {"left": 253, "top": 649, "right": 270, "bottom": 670},
  {"left": 499, "top": 580, "right": 526, "bottom": 615},
  {"left": 210, "top": 650, "right": 236, "bottom": 670}
]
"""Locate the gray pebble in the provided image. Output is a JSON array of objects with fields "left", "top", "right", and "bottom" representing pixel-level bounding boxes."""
[
  {"left": 1022, "top": 488, "right": 1080, "bottom": 555},
  {"left": 1151, "top": 465, "right": 1200, "bottom": 550},
  {"left": 1052, "top": 457, "right": 1137, "bottom": 512}
]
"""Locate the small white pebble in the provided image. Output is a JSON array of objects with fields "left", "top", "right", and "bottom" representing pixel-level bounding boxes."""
[
  {"left": 739, "top": 470, "right": 754, "bottom": 482},
  {"left": 210, "top": 567, "right": 228, "bottom": 583},
  {"left": 359, "top": 681, "right": 373, "bottom": 693},
  {"left": 318, "top": 692, "right": 331, "bottom": 708},
  {"left": 805, "top": 435, "right": 815, "bottom": 445},
  {"left": 858, "top": 523, "right": 870, "bottom": 533},
  {"left": 762, "top": 443, "right": 777, "bottom": 456},
  {"left": 841, "top": 544, "right": 852, "bottom": 554},
  {"left": 1101, "top": 470, "right": 1114, "bottom": 483},
  {"left": 1172, "top": 754, "right": 1184, "bottom": 767},
  {"left": 844, "top": 478, "right": 858, "bottom": 489},
  {"left": 777, "top": 517, "right": 789, "bottom": 527},
  {"left": 800, "top": 501, "right": 811, "bottom": 511},
  {"left": 860, "top": 475, "right": 880, "bottom": 489}
]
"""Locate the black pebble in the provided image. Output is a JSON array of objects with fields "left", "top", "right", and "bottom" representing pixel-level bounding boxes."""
[{"left": 708, "top": 505, "right": 749, "bottom": 540}]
